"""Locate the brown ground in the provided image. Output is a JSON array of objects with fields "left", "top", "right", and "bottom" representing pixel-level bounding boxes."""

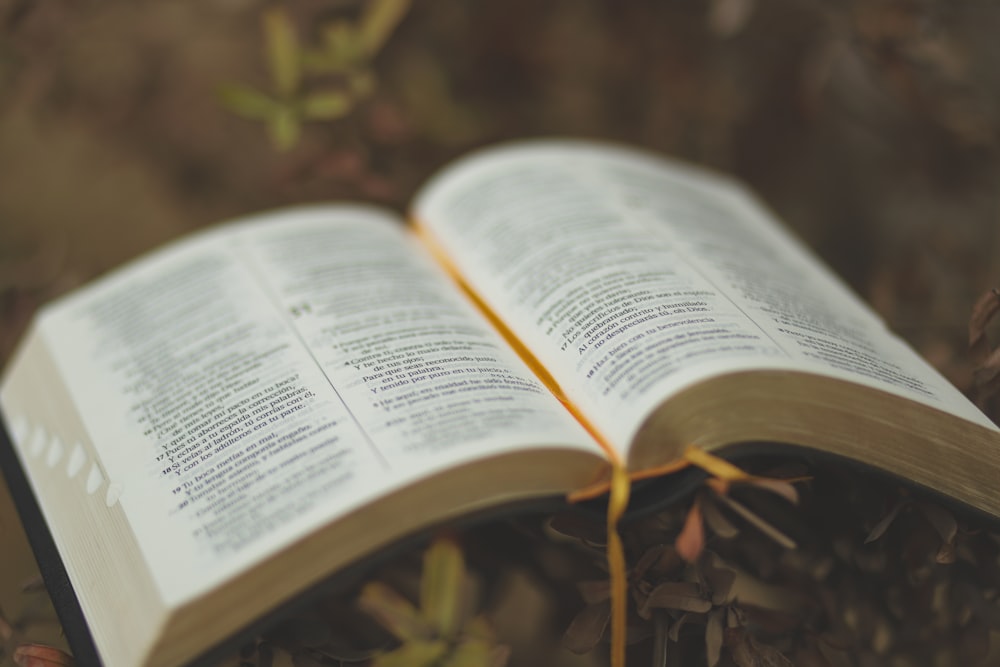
[{"left": 1, "top": 1, "right": 999, "bottom": 664}]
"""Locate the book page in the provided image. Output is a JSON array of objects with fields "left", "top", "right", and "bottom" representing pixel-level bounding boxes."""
[
  {"left": 32, "top": 205, "right": 599, "bottom": 605},
  {"left": 413, "top": 140, "right": 996, "bottom": 454}
]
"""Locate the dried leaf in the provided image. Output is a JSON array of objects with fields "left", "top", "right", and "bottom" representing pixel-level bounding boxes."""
[
  {"left": 263, "top": 8, "right": 300, "bottom": 96},
  {"left": 714, "top": 493, "right": 797, "bottom": 549},
  {"left": 935, "top": 540, "right": 957, "bottom": 564},
  {"left": 702, "top": 561, "right": 737, "bottom": 605},
  {"left": 300, "top": 92, "right": 352, "bottom": 120},
  {"left": 420, "top": 538, "right": 464, "bottom": 639},
  {"left": 562, "top": 601, "right": 611, "bottom": 654},
  {"left": 864, "top": 498, "right": 909, "bottom": 543},
  {"left": 633, "top": 544, "right": 683, "bottom": 581},
  {"left": 358, "top": 581, "right": 432, "bottom": 641},
  {"left": 969, "top": 288, "right": 1000, "bottom": 356},
  {"left": 371, "top": 639, "right": 447, "bottom": 667},
  {"left": 218, "top": 84, "right": 280, "bottom": 120},
  {"left": 12, "top": 645, "right": 74, "bottom": 667},
  {"left": 359, "top": 0, "right": 411, "bottom": 55},
  {"left": 639, "top": 581, "right": 712, "bottom": 618},
  {"left": 706, "top": 608, "right": 725, "bottom": 667},
  {"left": 702, "top": 497, "right": 740, "bottom": 539},
  {"left": 676, "top": 500, "right": 706, "bottom": 563},
  {"left": 741, "top": 477, "right": 800, "bottom": 505},
  {"left": 576, "top": 580, "right": 611, "bottom": 605}
]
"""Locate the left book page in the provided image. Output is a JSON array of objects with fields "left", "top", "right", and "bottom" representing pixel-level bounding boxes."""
[{"left": 0, "top": 205, "right": 603, "bottom": 609}]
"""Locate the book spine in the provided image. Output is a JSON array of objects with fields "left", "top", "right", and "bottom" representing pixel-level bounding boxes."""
[{"left": 0, "top": 418, "right": 103, "bottom": 667}]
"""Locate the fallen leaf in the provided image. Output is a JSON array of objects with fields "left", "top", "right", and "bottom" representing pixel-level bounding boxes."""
[
  {"left": 676, "top": 500, "right": 706, "bottom": 563},
  {"left": 562, "top": 601, "right": 611, "bottom": 654},
  {"left": 865, "top": 498, "right": 909, "bottom": 543},
  {"left": 702, "top": 496, "right": 740, "bottom": 539},
  {"left": 741, "top": 477, "right": 801, "bottom": 505},
  {"left": 12, "top": 645, "right": 74, "bottom": 667},
  {"left": 702, "top": 560, "right": 737, "bottom": 605},
  {"left": 714, "top": 493, "right": 797, "bottom": 550},
  {"left": 638, "top": 581, "right": 712, "bottom": 618},
  {"left": 632, "top": 544, "right": 682, "bottom": 581},
  {"left": 576, "top": 580, "right": 611, "bottom": 605},
  {"left": 706, "top": 608, "right": 725, "bottom": 667}
]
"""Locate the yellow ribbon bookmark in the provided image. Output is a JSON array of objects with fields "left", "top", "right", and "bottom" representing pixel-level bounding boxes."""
[
  {"left": 591, "top": 446, "right": 755, "bottom": 667},
  {"left": 682, "top": 445, "right": 751, "bottom": 482},
  {"left": 606, "top": 462, "right": 631, "bottom": 667}
]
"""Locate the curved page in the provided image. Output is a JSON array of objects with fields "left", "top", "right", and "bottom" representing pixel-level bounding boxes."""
[
  {"left": 23, "top": 205, "right": 601, "bottom": 606},
  {"left": 413, "top": 140, "right": 996, "bottom": 458}
]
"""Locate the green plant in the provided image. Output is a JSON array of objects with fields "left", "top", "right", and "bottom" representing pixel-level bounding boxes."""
[
  {"left": 358, "top": 537, "right": 510, "bottom": 667},
  {"left": 219, "top": 0, "right": 410, "bottom": 151}
]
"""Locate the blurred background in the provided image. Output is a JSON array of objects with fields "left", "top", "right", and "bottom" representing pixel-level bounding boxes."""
[
  {"left": 1, "top": 0, "right": 999, "bottom": 388},
  {"left": 2, "top": 1, "right": 1000, "bottom": 663}
]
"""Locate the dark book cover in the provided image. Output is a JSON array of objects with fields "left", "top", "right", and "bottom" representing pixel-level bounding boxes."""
[{"left": 0, "top": 418, "right": 103, "bottom": 667}]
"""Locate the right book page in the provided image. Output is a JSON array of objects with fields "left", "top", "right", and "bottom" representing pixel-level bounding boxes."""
[{"left": 412, "top": 140, "right": 998, "bottom": 463}]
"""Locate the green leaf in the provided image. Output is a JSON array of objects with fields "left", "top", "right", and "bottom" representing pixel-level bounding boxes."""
[
  {"left": 268, "top": 107, "right": 300, "bottom": 151},
  {"left": 359, "top": 0, "right": 411, "bottom": 55},
  {"left": 263, "top": 7, "right": 300, "bottom": 96},
  {"left": 440, "top": 639, "right": 491, "bottom": 667},
  {"left": 217, "top": 83, "right": 280, "bottom": 120},
  {"left": 301, "top": 48, "right": 352, "bottom": 74},
  {"left": 420, "top": 537, "right": 464, "bottom": 639},
  {"left": 372, "top": 639, "right": 448, "bottom": 667},
  {"left": 322, "top": 21, "right": 362, "bottom": 67},
  {"left": 706, "top": 607, "right": 725, "bottom": 667},
  {"left": 300, "top": 92, "right": 352, "bottom": 120},
  {"left": 358, "top": 581, "right": 433, "bottom": 641}
]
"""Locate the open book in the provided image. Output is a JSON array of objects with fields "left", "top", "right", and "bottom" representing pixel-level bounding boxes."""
[{"left": 2, "top": 140, "right": 998, "bottom": 667}]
